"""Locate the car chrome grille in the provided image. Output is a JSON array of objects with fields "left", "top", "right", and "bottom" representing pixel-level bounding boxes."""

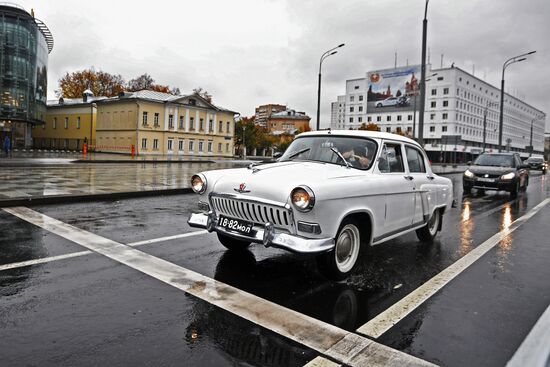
[{"left": 210, "top": 195, "right": 293, "bottom": 230}]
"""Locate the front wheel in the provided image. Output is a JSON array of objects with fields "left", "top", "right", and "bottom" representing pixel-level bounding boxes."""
[
  {"left": 217, "top": 233, "right": 251, "bottom": 251},
  {"left": 416, "top": 209, "right": 441, "bottom": 243},
  {"left": 510, "top": 180, "right": 520, "bottom": 199},
  {"left": 317, "top": 219, "right": 362, "bottom": 280}
]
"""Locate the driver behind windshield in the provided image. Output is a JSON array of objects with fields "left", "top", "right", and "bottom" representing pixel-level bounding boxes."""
[{"left": 341, "top": 142, "right": 373, "bottom": 169}]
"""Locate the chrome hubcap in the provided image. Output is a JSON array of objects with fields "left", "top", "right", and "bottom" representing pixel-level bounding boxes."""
[{"left": 335, "top": 224, "right": 360, "bottom": 273}]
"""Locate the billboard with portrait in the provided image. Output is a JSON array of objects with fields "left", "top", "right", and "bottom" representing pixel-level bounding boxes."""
[{"left": 367, "top": 65, "right": 421, "bottom": 112}]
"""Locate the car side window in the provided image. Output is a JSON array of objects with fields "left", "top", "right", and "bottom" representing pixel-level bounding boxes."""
[
  {"left": 379, "top": 143, "right": 404, "bottom": 173},
  {"left": 405, "top": 146, "right": 426, "bottom": 173}
]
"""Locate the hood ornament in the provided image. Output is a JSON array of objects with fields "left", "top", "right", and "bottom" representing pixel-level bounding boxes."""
[{"left": 234, "top": 183, "right": 250, "bottom": 193}]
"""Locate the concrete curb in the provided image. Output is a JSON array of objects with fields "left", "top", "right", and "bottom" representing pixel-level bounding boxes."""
[{"left": 0, "top": 188, "right": 193, "bottom": 208}]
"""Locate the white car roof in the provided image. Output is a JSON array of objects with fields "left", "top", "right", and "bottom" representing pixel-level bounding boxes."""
[{"left": 298, "top": 130, "right": 422, "bottom": 148}]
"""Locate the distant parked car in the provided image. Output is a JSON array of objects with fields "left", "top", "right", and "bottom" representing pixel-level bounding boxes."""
[
  {"left": 375, "top": 97, "right": 399, "bottom": 108},
  {"left": 397, "top": 96, "right": 410, "bottom": 107},
  {"left": 463, "top": 152, "right": 529, "bottom": 198},
  {"left": 524, "top": 156, "right": 547, "bottom": 174},
  {"left": 188, "top": 131, "right": 453, "bottom": 279}
]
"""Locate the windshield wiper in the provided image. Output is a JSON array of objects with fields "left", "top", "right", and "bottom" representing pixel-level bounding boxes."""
[
  {"left": 330, "top": 147, "right": 351, "bottom": 168},
  {"left": 284, "top": 148, "right": 310, "bottom": 161}
]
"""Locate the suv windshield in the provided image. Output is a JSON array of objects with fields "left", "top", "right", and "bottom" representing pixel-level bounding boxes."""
[
  {"left": 474, "top": 154, "right": 514, "bottom": 167},
  {"left": 525, "top": 157, "right": 543, "bottom": 163},
  {"left": 280, "top": 136, "right": 378, "bottom": 170}
]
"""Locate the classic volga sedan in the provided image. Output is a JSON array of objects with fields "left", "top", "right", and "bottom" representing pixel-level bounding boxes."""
[{"left": 188, "top": 131, "right": 453, "bottom": 279}]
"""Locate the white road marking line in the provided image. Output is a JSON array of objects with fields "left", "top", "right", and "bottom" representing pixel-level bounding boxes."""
[
  {"left": 4, "top": 206, "right": 435, "bottom": 367},
  {"left": 127, "top": 231, "right": 208, "bottom": 247},
  {"left": 357, "top": 198, "right": 550, "bottom": 338},
  {"left": 506, "top": 303, "right": 550, "bottom": 367},
  {"left": 0, "top": 251, "right": 92, "bottom": 271},
  {"left": 304, "top": 356, "right": 340, "bottom": 367},
  {"left": 0, "top": 222, "right": 207, "bottom": 272}
]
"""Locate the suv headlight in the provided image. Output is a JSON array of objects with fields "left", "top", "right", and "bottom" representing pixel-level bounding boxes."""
[
  {"left": 291, "top": 186, "right": 315, "bottom": 212},
  {"left": 501, "top": 172, "right": 515, "bottom": 180},
  {"left": 464, "top": 169, "right": 474, "bottom": 178},
  {"left": 191, "top": 174, "right": 207, "bottom": 194}
]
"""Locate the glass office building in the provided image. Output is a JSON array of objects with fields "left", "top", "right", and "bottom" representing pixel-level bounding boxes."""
[{"left": 0, "top": 3, "right": 53, "bottom": 148}]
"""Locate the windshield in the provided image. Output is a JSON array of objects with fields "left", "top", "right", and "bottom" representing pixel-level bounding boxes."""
[
  {"left": 525, "top": 157, "right": 543, "bottom": 163},
  {"left": 280, "top": 136, "right": 378, "bottom": 170},
  {"left": 474, "top": 154, "right": 514, "bottom": 167}
]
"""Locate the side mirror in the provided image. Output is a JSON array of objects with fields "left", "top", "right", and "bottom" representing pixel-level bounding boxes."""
[
  {"left": 467, "top": 161, "right": 472, "bottom": 166},
  {"left": 273, "top": 152, "right": 282, "bottom": 159}
]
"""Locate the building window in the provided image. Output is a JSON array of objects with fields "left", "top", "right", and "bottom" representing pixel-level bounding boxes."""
[
  {"left": 64, "top": 117, "right": 69, "bottom": 129},
  {"left": 189, "top": 117, "right": 195, "bottom": 130},
  {"left": 199, "top": 118, "right": 204, "bottom": 131},
  {"left": 359, "top": 95, "right": 363, "bottom": 101},
  {"left": 179, "top": 116, "right": 184, "bottom": 129},
  {"left": 167, "top": 139, "right": 173, "bottom": 151},
  {"left": 226, "top": 121, "right": 230, "bottom": 133},
  {"left": 431, "top": 89, "right": 437, "bottom": 95},
  {"left": 358, "top": 106, "right": 363, "bottom": 112},
  {"left": 437, "top": 76, "right": 444, "bottom": 81},
  {"left": 358, "top": 117, "right": 363, "bottom": 123},
  {"left": 178, "top": 140, "right": 184, "bottom": 151},
  {"left": 443, "top": 88, "right": 449, "bottom": 95},
  {"left": 209, "top": 119, "right": 214, "bottom": 132},
  {"left": 168, "top": 114, "right": 174, "bottom": 128},
  {"left": 52, "top": 117, "right": 57, "bottom": 129},
  {"left": 218, "top": 142, "right": 222, "bottom": 152},
  {"left": 199, "top": 140, "right": 204, "bottom": 152},
  {"left": 367, "top": 116, "right": 372, "bottom": 122},
  {"left": 431, "top": 101, "right": 436, "bottom": 108},
  {"left": 219, "top": 121, "right": 223, "bottom": 133},
  {"left": 153, "top": 139, "right": 159, "bottom": 150},
  {"left": 354, "top": 85, "right": 359, "bottom": 90},
  {"left": 350, "top": 96, "right": 354, "bottom": 102},
  {"left": 377, "top": 116, "right": 381, "bottom": 122},
  {"left": 154, "top": 113, "right": 160, "bottom": 126},
  {"left": 385, "top": 115, "right": 390, "bottom": 122},
  {"left": 141, "top": 138, "right": 147, "bottom": 149},
  {"left": 430, "top": 126, "right": 435, "bottom": 132},
  {"left": 408, "top": 115, "right": 413, "bottom": 121},
  {"left": 350, "top": 107, "right": 354, "bottom": 112},
  {"left": 442, "top": 126, "right": 448, "bottom": 132},
  {"left": 349, "top": 117, "right": 353, "bottom": 122},
  {"left": 208, "top": 141, "right": 213, "bottom": 152},
  {"left": 142, "top": 112, "right": 148, "bottom": 125},
  {"left": 76, "top": 117, "right": 81, "bottom": 129},
  {"left": 386, "top": 127, "right": 391, "bottom": 132},
  {"left": 430, "top": 113, "right": 435, "bottom": 120},
  {"left": 443, "top": 100, "right": 449, "bottom": 107},
  {"left": 189, "top": 140, "right": 195, "bottom": 151},
  {"left": 442, "top": 113, "right": 448, "bottom": 120},
  {"left": 226, "top": 143, "right": 229, "bottom": 152},
  {"left": 397, "top": 115, "right": 402, "bottom": 121}
]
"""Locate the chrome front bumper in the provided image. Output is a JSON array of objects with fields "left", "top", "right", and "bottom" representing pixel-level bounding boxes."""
[{"left": 187, "top": 212, "right": 334, "bottom": 254}]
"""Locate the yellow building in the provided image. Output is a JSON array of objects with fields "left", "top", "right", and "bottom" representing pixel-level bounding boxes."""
[
  {"left": 95, "top": 90, "right": 237, "bottom": 157},
  {"left": 32, "top": 92, "right": 102, "bottom": 151}
]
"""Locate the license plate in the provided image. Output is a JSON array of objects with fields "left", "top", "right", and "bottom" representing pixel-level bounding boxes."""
[
  {"left": 218, "top": 215, "right": 254, "bottom": 236},
  {"left": 477, "top": 177, "right": 494, "bottom": 182}
]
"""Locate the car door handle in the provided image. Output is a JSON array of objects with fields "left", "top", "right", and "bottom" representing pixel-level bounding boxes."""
[
  {"left": 427, "top": 176, "right": 435, "bottom": 180},
  {"left": 404, "top": 175, "right": 414, "bottom": 181}
]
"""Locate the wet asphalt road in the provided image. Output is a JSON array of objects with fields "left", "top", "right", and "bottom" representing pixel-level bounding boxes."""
[{"left": 0, "top": 172, "right": 549, "bottom": 366}]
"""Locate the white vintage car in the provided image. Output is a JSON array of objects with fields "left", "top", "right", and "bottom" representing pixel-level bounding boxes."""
[{"left": 188, "top": 131, "right": 453, "bottom": 279}]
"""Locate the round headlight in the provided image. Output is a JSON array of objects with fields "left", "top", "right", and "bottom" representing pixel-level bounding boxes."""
[
  {"left": 191, "top": 174, "right": 207, "bottom": 194},
  {"left": 501, "top": 172, "right": 515, "bottom": 180},
  {"left": 291, "top": 186, "right": 315, "bottom": 212},
  {"left": 464, "top": 169, "right": 474, "bottom": 178}
]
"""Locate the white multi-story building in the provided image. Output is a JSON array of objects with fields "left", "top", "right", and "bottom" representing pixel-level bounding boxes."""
[
  {"left": 330, "top": 95, "right": 346, "bottom": 129},
  {"left": 331, "top": 66, "right": 546, "bottom": 161}
]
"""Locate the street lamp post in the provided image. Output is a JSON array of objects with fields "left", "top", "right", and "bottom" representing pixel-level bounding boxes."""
[
  {"left": 498, "top": 51, "right": 536, "bottom": 152},
  {"left": 316, "top": 43, "right": 345, "bottom": 131},
  {"left": 417, "top": 0, "right": 429, "bottom": 147},
  {"left": 242, "top": 125, "right": 246, "bottom": 159},
  {"left": 90, "top": 102, "right": 96, "bottom": 151}
]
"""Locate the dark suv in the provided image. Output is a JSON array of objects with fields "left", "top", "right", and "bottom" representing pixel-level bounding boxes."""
[
  {"left": 463, "top": 153, "right": 529, "bottom": 198},
  {"left": 524, "top": 156, "right": 547, "bottom": 174}
]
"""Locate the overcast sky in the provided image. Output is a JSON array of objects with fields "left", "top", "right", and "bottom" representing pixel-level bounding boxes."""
[{"left": 19, "top": 0, "right": 550, "bottom": 131}]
